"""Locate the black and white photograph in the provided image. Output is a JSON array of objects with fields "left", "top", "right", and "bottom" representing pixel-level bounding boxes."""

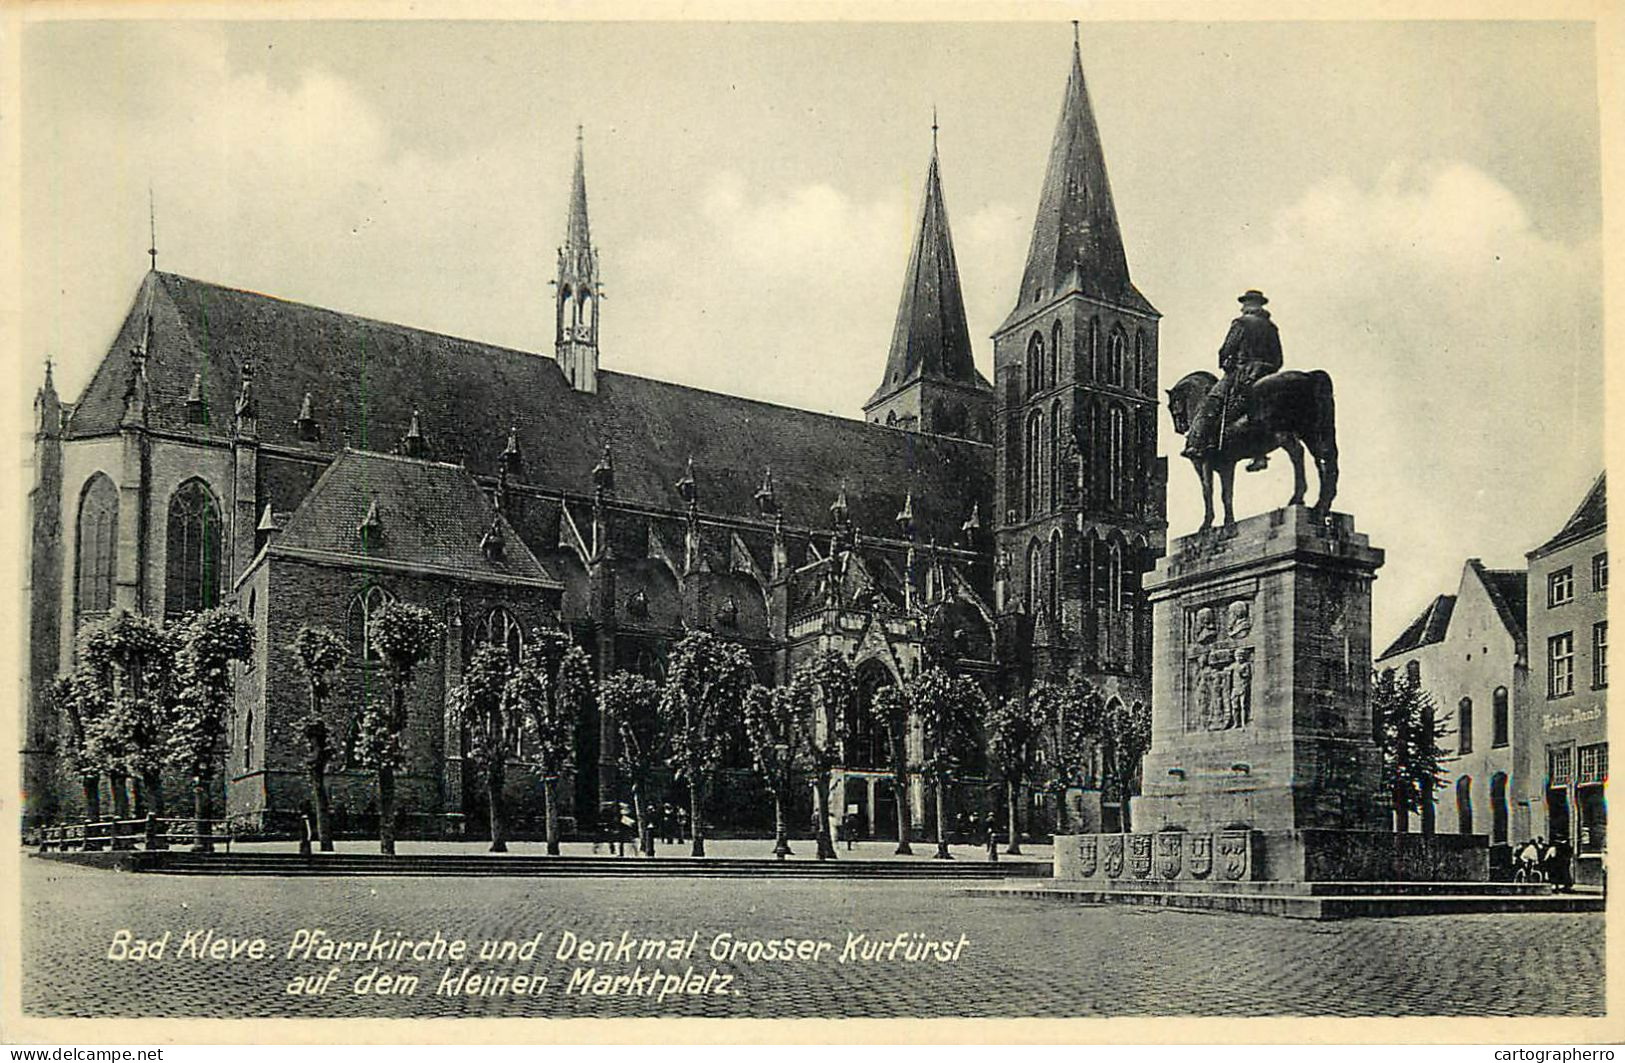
[{"left": 5, "top": 2, "right": 1618, "bottom": 1043}]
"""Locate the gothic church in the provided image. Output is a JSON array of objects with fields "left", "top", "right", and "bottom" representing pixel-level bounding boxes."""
[{"left": 24, "top": 34, "right": 1165, "bottom": 838}]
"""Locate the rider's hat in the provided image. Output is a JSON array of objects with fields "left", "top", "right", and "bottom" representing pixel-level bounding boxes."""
[{"left": 1238, "top": 289, "right": 1269, "bottom": 305}]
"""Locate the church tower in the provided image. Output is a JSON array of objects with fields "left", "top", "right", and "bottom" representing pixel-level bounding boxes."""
[
  {"left": 863, "top": 121, "right": 993, "bottom": 441},
  {"left": 556, "top": 127, "right": 601, "bottom": 394},
  {"left": 992, "top": 28, "right": 1165, "bottom": 700}
]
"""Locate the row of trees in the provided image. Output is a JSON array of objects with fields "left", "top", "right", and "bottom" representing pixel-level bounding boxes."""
[{"left": 53, "top": 607, "right": 256, "bottom": 848}]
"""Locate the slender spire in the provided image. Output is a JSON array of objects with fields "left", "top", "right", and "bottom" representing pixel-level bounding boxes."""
[
  {"left": 867, "top": 117, "right": 978, "bottom": 406},
  {"left": 147, "top": 185, "right": 157, "bottom": 272},
  {"left": 567, "top": 125, "right": 592, "bottom": 252},
  {"left": 1003, "top": 27, "right": 1154, "bottom": 325}
]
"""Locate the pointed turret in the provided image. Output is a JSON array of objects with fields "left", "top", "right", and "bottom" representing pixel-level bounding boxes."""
[
  {"left": 1003, "top": 27, "right": 1153, "bottom": 323},
  {"left": 556, "top": 125, "right": 602, "bottom": 394},
  {"left": 863, "top": 117, "right": 994, "bottom": 441},
  {"left": 34, "top": 360, "right": 60, "bottom": 439}
]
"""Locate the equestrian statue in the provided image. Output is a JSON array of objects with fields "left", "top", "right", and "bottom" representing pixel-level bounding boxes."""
[{"left": 1167, "top": 290, "right": 1339, "bottom": 531}]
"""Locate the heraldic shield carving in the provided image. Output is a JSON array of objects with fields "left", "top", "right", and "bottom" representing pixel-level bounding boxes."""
[
  {"left": 1189, "top": 834, "right": 1214, "bottom": 879},
  {"left": 1128, "top": 834, "right": 1153, "bottom": 878},
  {"left": 1218, "top": 830, "right": 1251, "bottom": 881},
  {"left": 1156, "top": 832, "right": 1183, "bottom": 878},
  {"left": 1078, "top": 835, "right": 1098, "bottom": 876},
  {"left": 1184, "top": 595, "right": 1258, "bottom": 733},
  {"left": 1104, "top": 835, "right": 1125, "bottom": 878}
]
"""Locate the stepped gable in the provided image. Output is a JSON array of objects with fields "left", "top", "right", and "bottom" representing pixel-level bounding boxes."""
[
  {"left": 269, "top": 448, "right": 557, "bottom": 589},
  {"left": 67, "top": 272, "right": 993, "bottom": 548}
]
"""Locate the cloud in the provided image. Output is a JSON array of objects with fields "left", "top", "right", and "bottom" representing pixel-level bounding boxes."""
[{"left": 1164, "top": 161, "right": 1602, "bottom": 637}]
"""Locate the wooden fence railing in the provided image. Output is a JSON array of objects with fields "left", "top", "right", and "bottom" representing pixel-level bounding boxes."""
[{"left": 37, "top": 815, "right": 235, "bottom": 853}]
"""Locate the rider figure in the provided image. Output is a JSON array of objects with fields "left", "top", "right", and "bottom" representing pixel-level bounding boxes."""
[{"left": 1183, "top": 289, "right": 1283, "bottom": 472}]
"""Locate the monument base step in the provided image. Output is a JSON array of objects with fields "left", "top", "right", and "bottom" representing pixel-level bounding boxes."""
[{"left": 966, "top": 882, "right": 1606, "bottom": 920}]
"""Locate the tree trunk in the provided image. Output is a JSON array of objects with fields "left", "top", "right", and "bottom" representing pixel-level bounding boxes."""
[
  {"left": 933, "top": 778, "right": 952, "bottom": 859},
  {"left": 689, "top": 777, "right": 705, "bottom": 858},
  {"left": 890, "top": 754, "right": 916, "bottom": 864},
  {"left": 487, "top": 759, "right": 508, "bottom": 853},
  {"left": 1006, "top": 779, "right": 1022, "bottom": 855},
  {"left": 378, "top": 766, "right": 397, "bottom": 855},
  {"left": 192, "top": 772, "right": 213, "bottom": 854},
  {"left": 815, "top": 767, "right": 837, "bottom": 860},
  {"left": 311, "top": 759, "right": 333, "bottom": 852},
  {"left": 772, "top": 790, "right": 792, "bottom": 859},
  {"left": 543, "top": 774, "right": 560, "bottom": 856},
  {"left": 81, "top": 774, "right": 101, "bottom": 822},
  {"left": 108, "top": 771, "right": 130, "bottom": 819},
  {"left": 142, "top": 768, "right": 164, "bottom": 816},
  {"left": 631, "top": 784, "right": 651, "bottom": 857},
  {"left": 1393, "top": 784, "right": 1410, "bottom": 833}
]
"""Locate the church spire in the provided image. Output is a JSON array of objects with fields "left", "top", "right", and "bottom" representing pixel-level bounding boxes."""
[
  {"left": 863, "top": 114, "right": 991, "bottom": 438},
  {"left": 1003, "top": 27, "right": 1153, "bottom": 325},
  {"left": 556, "top": 124, "right": 602, "bottom": 394}
]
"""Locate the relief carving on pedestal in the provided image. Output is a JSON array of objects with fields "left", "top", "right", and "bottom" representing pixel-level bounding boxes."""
[
  {"left": 1189, "top": 835, "right": 1213, "bottom": 879},
  {"left": 1078, "top": 835, "right": 1098, "bottom": 877},
  {"left": 1128, "top": 834, "right": 1152, "bottom": 878},
  {"left": 1218, "top": 830, "right": 1251, "bottom": 881},
  {"left": 1104, "top": 835, "right": 1124, "bottom": 878},
  {"left": 1184, "top": 595, "right": 1258, "bottom": 733},
  {"left": 1156, "top": 833, "right": 1183, "bottom": 879}
]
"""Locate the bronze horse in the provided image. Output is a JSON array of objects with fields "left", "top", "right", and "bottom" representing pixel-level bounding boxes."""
[{"left": 1166, "top": 369, "right": 1339, "bottom": 530}]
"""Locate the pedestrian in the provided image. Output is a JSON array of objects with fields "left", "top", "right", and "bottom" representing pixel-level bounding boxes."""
[
  {"left": 1547, "top": 837, "right": 1574, "bottom": 892},
  {"left": 984, "top": 811, "right": 999, "bottom": 863}
]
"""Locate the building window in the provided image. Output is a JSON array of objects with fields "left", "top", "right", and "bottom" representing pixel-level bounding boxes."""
[
  {"left": 1406, "top": 659, "right": 1421, "bottom": 687},
  {"left": 1027, "top": 333, "right": 1045, "bottom": 394},
  {"left": 478, "top": 606, "right": 525, "bottom": 664},
  {"left": 1548, "top": 566, "right": 1575, "bottom": 607},
  {"left": 346, "top": 585, "right": 397, "bottom": 661},
  {"left": 1047, "top": 532, "right": 1061, "bottom": 622},
  {"left": 1578, "top": 743, "right": 1607, "bottom": 854},
  {"left": 1026, "top": 539, "right": 1043, "bottom": 617},
  {"left": 1134, "top": 328, "right": 1147, "bottom": 393},
  {"left": 1049, "top": 400, "right": 1064, "bottom": 513},
  {"left": 1492, "top": 686, "right": 1509, "bottom": 748},
  {"left": 1457, "top": 697, "right": 1473, "bottom": 755},
  {"left": 1594, "top": 621, "right": 1608, "bottom": 688},
  {"left": 1024, "top": 411, "right": 1044, "bottom": 519},
  {"left": 1107, "top": 540, "right": 1123, "bottom": 614},
  {"left": 1594, "top": 552, "right": 1608, "bottom": 591},
  {"left": 1108, "top": 328, "right": 1127, "bottom": 387},
  {"left": 1456, "top": 775, "right": 1473, "bottom": 835},
  {"left": 1108, "top": 406, "right": 1126, "bottom": 506},
  {"left": 1087, "top": 318, "right": 1100, "bottom": 381},
  {"left": 243, "top": 708, "right": 254, "bottom": 771},
  {"left": 1548, "top": 631, "right": 1575, "bottom": 698},
  {"left": 165, "top": 479, "right": 222, "bottom": 619},
  {"left": 1550, "top": 746, "right": 1573, "bottom": 786},
  {"left": 1490, "top": 772, "right": 1509, "bottom": 845},
  {"left": 1050, "top": 321, "right": 1062, "bottom": 387},
  {"left": 74, "top": 473, "right": 119, "bottom": 623}
]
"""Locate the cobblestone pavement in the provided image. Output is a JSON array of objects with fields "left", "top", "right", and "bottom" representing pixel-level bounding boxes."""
[{"left": 22, "top": 857, "right": 1603, "bottom": 1019}]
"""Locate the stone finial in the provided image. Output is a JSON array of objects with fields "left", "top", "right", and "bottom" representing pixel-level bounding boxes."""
[
  {"left": 895, "top": 491, "right": 916, "bottom": 538},
  {"left": 830, "top": 482, "right": 851, "bottom": 528},
  {"left": 402, "top": 409, "right": 426, "bottom": 458},
  {"left": 592, "top": 443, "right": 615, "bottom": 494},
  {"left": 676, "top": 454, "right": 698, "bottom": 506},
  {"left": 754, "top": 467, "right": 779, "bottom": 517},
  {"left": 480, "top": 518, "right": 506, "bottom": 562},
  {"left": 500, "top": 425, "right": 522, "bottom": 474},
  {"left": 358, "top": 497, "right": 383, "bottom": 549},
  {"left": 295, "top": 392, "right": 320, "bottom": 442}
]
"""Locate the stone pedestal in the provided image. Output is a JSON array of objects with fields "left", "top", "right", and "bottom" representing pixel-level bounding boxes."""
[{"left": 1056, "top": 507, "right": 1488, "bottom": 889}]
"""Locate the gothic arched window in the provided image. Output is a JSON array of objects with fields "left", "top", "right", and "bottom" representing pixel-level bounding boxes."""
[
  {"left": 1088, "top": 318, "right": 1101, "bottom": 381},
  {"left": 1026, "top": 539, "right": 1044, "bottom": 616},
  {"left": 1134, "top": 328, "right": 1148, "bottom": 393},
  {"left": 1049, "top": 400, "right": 1064, "bottom": 513},
  {"left": 1493, "top": 686, "right": 1510, "bottom": 748},
  {"left": 75, "top": 473, "right": 118, "bottom": 623},
  {"left": 1027, "top": 333, "right": 1045, "bottom": 394},
  {"left": 346, "top": 585, "right": 397, "bottom": 661},
  {"left": 1109, "top": 327, "right": 1127, "bottom": 387},
  {"left": 1456, "top": 775, "right": 1473, "bottom": 835},
  {"left": 478, "top": 606, "right": 525, "bottom": 664},
  {"left": 165, "top": 479, "right": 222, "bottom": 619},
  {"left": 1047, "top": 531, "right": 1062, "bottom": 622},
  {"left": 1107, "top": 540, "right": 1123, "bottom": 613},
  {"left": 1108, "top": 406, "right": 1127, "bottom": 506},
  {"left": 1049, "top": 321, "right": 1062, "bottom": 387},
  {"left": 1025, "top": 410, "right": 1045, "bottom": 519},
  {"left": 1490, "top": 772, "right": 1510, "bottom": 844},
  {"left": 1458, "top": 697, "right": 1474, "bottom": 755}
]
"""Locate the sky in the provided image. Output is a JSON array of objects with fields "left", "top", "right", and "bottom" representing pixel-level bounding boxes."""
[{"left": 17, "top": 17, "right": 1605, "bottom": 644}]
